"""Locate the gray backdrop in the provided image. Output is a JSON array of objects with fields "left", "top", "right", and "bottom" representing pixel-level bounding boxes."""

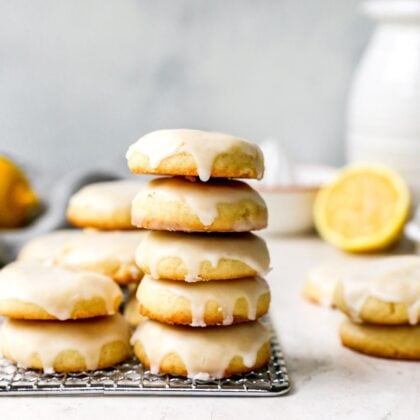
[{"left": 0, "top": 0, "right": 371, "bottom": 176}]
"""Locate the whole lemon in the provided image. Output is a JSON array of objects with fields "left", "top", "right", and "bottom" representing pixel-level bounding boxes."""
[{"left": 0, "top": 156, "right": 39, "bottom": 228}]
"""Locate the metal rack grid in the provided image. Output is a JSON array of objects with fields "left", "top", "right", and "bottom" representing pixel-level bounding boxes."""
[{"left": 0, "top": 328, "right": 290, "bottom": 397}]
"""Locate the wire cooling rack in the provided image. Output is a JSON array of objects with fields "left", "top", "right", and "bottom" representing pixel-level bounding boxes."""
[{"left": 0, "top": 328, "right": 290, "bottom": 397}]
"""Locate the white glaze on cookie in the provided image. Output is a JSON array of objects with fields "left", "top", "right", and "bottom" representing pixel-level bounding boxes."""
[
  {"left": 339, "top": 256, "right": 420, "bottom": 324},
  {"left": 306, "top": 259, "right": 367, "bottom": 307},
  {"left": 126, "top": 129, "right": 264, "bottom": 182},
  {"left": 56, "top": 230, "right": 145, "bottom": 280},
  {"left": 0, "top": 315, "right": 131, "bottom": 373},
  {"left": 131, "top": 319, "right": 271, "bottom": 379},
  {"left": 0, "top": 261, "right": 122, "bottom": 320},
  {"left": 137, "top": 275, "right": 270, "bottom": 326},
  {"left": 136, "top": 231, "right": 270, "bottom": 282},
  {"left": 18, "top": 230, "right": 83, "bottom": 264},
  {"left": 132, "top": 177, "right": 266, "bottom": 227},
  {"left": 68, "top": 180, "right": 144, "bottom": 218}
]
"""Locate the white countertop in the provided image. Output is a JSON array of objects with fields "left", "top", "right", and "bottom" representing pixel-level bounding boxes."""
[{"left": 2, "top": 236, "right": 420, "bottom": 420}]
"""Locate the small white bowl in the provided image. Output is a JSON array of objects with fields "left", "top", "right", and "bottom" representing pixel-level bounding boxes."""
[
  {"left": 254, "top": 164, "right": 337, "bottom": 235},
  {"left": 259, "top": 186, "right": 318, "bottom": 235}
]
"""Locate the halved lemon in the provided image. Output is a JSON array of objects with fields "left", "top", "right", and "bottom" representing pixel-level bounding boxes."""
[{"left": 314, "top": 164, "right": 410, "bottom": 252}]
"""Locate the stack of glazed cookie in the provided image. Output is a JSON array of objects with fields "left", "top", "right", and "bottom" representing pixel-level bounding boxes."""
[
  {"left": 0, "top": 180, "right": 149, "bottom": 373},
  {"left": 0, "top": 261, "right": 131, "bottom": 373},
  {"left": 333, "top": 255, "right": 420, "bottom": 360},
  {"left": 126, "top": 129, "right": 273, "bottom": 379}
]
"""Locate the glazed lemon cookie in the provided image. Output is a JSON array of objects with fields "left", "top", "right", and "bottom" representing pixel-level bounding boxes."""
[
  {"left": 18, "top": 229, "right": 83, "bottom": 263},
  {"left": 333, "top": 256, "right": 420, "bottom": 325},
  {"left": 131, "top": 177, "right": 267, "bottom": 232},
  {"left": 54, "top": 230, "right": 145, "bottom": 284},
  {"left": 339, "top": 318, "right": 420, "bottom": 360},
  {"left": 126, "top": 129, "right": 264, "bottom": 182},
  {"left": 131, "top": 318, "right": 271, "bottom": 379},
  {"left": 137, "top": 275, "right": 270, "bottom": 326},
  {"left": 136, "top": 231, "right": 270, "bottom": 282},
  {"left": 0, "top": 261, "right": 122, "bottom": 320},
  {"left": 67, "top": 180, "right": 144, "bottom": 230},
  {"left": 0, "top": 314, "right": 131, "bottom": 372}
]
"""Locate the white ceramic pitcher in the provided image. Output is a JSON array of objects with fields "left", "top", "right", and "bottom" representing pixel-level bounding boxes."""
[{"left": 347, "top": 0, "right": 420, "bottom": 204}]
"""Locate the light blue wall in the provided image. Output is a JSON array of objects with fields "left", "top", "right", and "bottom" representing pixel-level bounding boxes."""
[{"left": 0, "top": 0, "right": 371, "bottom": 175}]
